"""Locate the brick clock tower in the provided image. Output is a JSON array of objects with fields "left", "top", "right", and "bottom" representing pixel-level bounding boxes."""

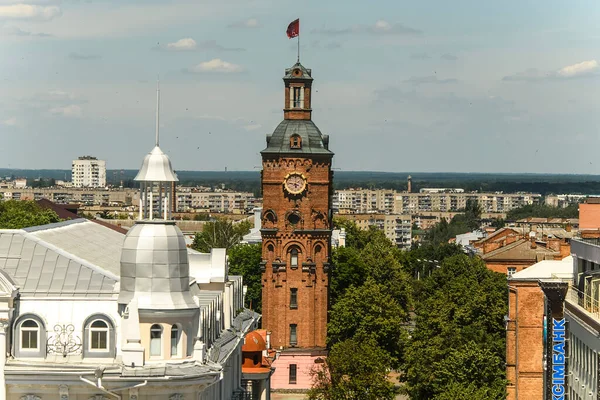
[{"left": 260, "top": 61, "right": 333, "bottom": 390}]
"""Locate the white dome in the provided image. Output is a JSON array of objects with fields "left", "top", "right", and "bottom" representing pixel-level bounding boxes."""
[
  {"left": 118, "top": 221, "right": 196, "bottom": 310},
  {"left": 134, "top": 146, "right": 178, "bottom": 182}
]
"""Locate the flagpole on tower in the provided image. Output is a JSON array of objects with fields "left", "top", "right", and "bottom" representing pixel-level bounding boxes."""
[{"left": 287, "top": 18, "right": 300, "bottom": 62}]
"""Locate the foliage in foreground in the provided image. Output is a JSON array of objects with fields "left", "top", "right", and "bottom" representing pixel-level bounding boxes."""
[
  {"left": 227, "top": 243, "right": 262, "bottom": 313},
  {"left": 307, "top": 338, "right": 397, "bottom": 400},
  {"left": 402, "top": 254, "right": 507, "bottom": 399},
  {"left": 0, "top": 200, "right": 61, "bottom": 229},
  {"left": 191, "top": 217, "right": 251, "bottom": 252}
]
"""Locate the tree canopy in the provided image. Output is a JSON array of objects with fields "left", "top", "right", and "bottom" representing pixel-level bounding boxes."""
[
  {"left": 191, "top": 217, "right": 251, "bottom": 253},
  {"left": 308, "top": 338, "right": 397, "bottom": 400},
  {"left": 402, "top": 254, "right": 507, "bottom": 399},
  {"left": 506, "top": 203, "right": 578, "bottom": 220},
  {"left": 424, "top": 199, "right": 482, "bottom": 245},
  {"left": 227, "top": 243, "right": 262, "bottom": 313},
  {"left": 0, "top": 200, "right": 61, "bottom": 229}
]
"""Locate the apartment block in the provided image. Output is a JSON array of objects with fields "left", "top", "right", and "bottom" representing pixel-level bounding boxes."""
[
  {"left": 337, "top": 213, "right": 412, "bottom": 250},
  {"left": 71, "top": 156, "right": 106, "bottom": 188}
]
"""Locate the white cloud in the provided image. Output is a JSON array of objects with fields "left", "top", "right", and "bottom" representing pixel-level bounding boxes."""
[
  {"left": 557, "top": 60, "right": 599, "bottom": 78},
  {"left": 166, "top": 38, "right": 197, "bottom": 51},
  {"left": 228, "top": 18, "right": 260, "bottom": 29},
  {"left": 49, "top": 104, "right": 82, "bottom": 117},
  {"left": 0, "top": 4, "right": 61, "bottom": 20},
  {"left": 188, "top": 59, "right": 243, "bottom": 73},
  {"left": 504, "top": 60, "right": 600, "bottom": 82},
  {"left": 2, "top": 117, "right": 17, "bottom": 126}
]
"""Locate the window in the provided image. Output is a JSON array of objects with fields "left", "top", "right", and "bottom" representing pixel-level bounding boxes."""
[
  {"left": 293, "top": 87, "right": 302, "bottom": 108},
  {"left": 89, "top": 320, "right": 109, "bottom": 350},
  {"left": 290, "top": 134, "right": 302, "bottom": 149},
  {"left": 170, "top": 324, "right": 181, "bottom": 357},
  {"left": 290, "top": 248, "right": 299, "bottom": 269},
  {"left": 150, "top": 324, "right": 162, "bottom": 357},
  {"left": 21, "top": 320, "right": 39, "bottom": 351},
  {"left": 83, "top": 314, "right": 115, "bottom": 358},
  {"left": 507, "top": 267, "right": 516, "bottom": 277},
  {"left": 289, "top": 364, "right": 297, "bottom": 384},
  {"left": 290, "top": 288, "right": 298, "bottom": 309},
  {"left": 290, "top": 324, "right": 297, "bottom": 346}
]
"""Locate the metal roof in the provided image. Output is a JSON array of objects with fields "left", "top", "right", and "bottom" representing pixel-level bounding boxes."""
[
  {"left": 118, "top": 221, "right": 197, "bottom": 310},
  {"left": 0, "top": 219, "right": 121, "bottom": 297},
  {"left": 134, "top": 146, "right": 179, "bottom": 182},
  {"left": 261, "top": 120, "right": 333, "bottom": 156},
  {"left": 283, "top": 62, "right": 313, "bottom": 81}
]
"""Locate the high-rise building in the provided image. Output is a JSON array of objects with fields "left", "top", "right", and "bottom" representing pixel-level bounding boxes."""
[
  {"left": 71, "top": 156, "right": 106, "bottom": 188},
  {"left": 260, "top": 61, "right": 333, "bottom": 390}
]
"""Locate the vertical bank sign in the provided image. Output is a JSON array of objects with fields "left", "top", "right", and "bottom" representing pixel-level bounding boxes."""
[
  {"left": 551, "top": 318, "right": 566, "bottom": 400},
  {"left": 539, "top": 280, "right": 569, "bottom": 400}
]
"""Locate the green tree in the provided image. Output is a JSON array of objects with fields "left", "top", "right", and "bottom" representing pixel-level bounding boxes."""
[
  {"left": 403, "top": 254, "right": 507, "bottom": 399},
  {"left": 191, "top": 218, "right": 251, "bottom": 252},
  {"left": 227, "top": 243, "right": 262, "bottom": 313},
  {"left": 308, "top": 338, "right": 397, "bottom": 400},
  {"left": 506, "top": 203, "right": 578, "bottom": 220},
  {"left": 327, "top": 278, "right": 410, "bottom": 369},
  {"left": 0, "top": 200, "right": 61, "bottom": 229}
]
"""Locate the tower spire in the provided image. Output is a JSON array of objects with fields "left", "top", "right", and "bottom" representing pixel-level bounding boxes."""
[{"left": 155, "top": 76, "right": 160, "bottom": 147}]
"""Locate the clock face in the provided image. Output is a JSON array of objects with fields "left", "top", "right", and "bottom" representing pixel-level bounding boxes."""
[{"left": 284, "top": 173, "right": 307, "bottom": 195}]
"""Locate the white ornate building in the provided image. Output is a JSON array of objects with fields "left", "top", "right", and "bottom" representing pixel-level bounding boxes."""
[{"left": 0, "top": 86, "right": 260, "bottom": 400}]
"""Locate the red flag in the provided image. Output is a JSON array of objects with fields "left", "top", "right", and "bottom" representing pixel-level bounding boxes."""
[{"left": 287, "top": 19, "right": 299, "bottom": 39}]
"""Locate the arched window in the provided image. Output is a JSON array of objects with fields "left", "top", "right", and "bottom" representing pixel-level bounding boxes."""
[
  {"left": 171, "top": 324, "right": 181, "bottom": 357},
  {"left": 90, "top": 320, "right": 109, "bottom": 350},
  {"left": 290, "top": 134, "right": 302, "bottom": 149},
  {"left": 21, "top": 320, "right": 39, "bottom": 351},
  {"left": 150, "top": 324, "right": 162, "bottom": 357},
  {"left": 14, "top": 314, "right": 46, "bottom": 358},
  {"left": 83, "top": 314, "right": 116, "bottom": 358},
  {"left": 290, "top": 247, "right": 299, "bottom": 269}
]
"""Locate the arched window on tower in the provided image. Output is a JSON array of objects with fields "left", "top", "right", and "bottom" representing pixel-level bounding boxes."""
[
  {"left": 290, "top": 247, "right": 299, "bottom": 269},
  {"left": 171, "top": 324, "right": 181, "bottom": 357},
  {"left": 291, "top": 86, "right": 304, "bottom": 109},
  {"left": 290, "top": 134, "right": 302, "bottom": 149},
  {"left": 150, "top": 324, "right": 162, "bottom": 357},
  {"left": 267, "top": 244, "right": 275, "bottom": 262}
]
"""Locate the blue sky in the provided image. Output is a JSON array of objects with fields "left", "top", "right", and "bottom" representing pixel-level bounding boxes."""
[{"left": 1, "top": 0, "right": 600, "bottom": 173}]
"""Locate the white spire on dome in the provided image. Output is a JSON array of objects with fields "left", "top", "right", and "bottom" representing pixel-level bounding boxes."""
[
  {"left": 155, "top": 76, "right": 160, "bottom": 147},
  {"left": 135, "top": 80, "right": 178, "bottom": 220}
]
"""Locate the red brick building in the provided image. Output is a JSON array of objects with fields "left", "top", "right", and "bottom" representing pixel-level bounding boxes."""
[{"left": 260, "top": 61, "right": 333, "bottom": 390}]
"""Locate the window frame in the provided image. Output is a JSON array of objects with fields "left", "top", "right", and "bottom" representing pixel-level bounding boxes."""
[
  {"left": 289, "top": 364, "right": 297, "bottom": 384},
  {"left": 290, "top": 134, "right": 302, "bottom": 149},
  {"left": 507, "top": 267, "right": 517, "bottom": 277},
  {"left": 290, "top": 324, "right": 298, "bottom": 347},
  {"left": 14, "top": 314, "right": 46, "bottom": 358},
  {"left": 83, "top": 314, "right": 116, "bottom": 358},
  {"left": 290, "top": 288, "right": 298, "bottom": 310},
  {"left": 88, "top": 319, "right": 109, "bottom": 352},
  {"left": 170, "top": 324, "right": 182, "bottom": 358},
  {"left": 20, "top": 319, "right": 40, "bottom": 352},
  {"left": 290, "top": 247, "right": 299, "bottom": 269},
  {"left": 150, "top": 324, "right": 163, "bottom": 358}
]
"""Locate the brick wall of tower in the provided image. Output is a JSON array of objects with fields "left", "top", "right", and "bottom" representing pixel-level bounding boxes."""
[{"left": 261, "top": 155, "right": 332, "bottom": 350}]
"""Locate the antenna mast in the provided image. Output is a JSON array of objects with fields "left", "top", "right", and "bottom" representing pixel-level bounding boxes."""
[{"left": 155, "top": 77, "right": 160, "bottom": 146}]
